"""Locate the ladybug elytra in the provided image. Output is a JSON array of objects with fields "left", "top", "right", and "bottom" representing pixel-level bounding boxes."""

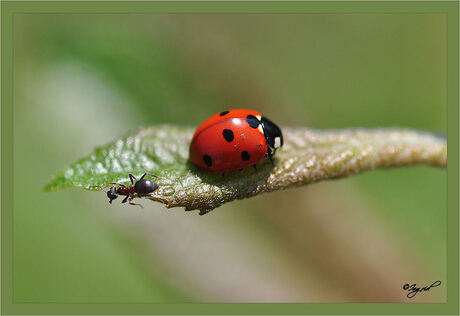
[{"left": 189, "top": 109, "right": 283, "bottom": 173}]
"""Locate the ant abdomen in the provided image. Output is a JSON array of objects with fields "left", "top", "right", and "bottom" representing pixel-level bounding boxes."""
[{"left": 134, "top": 179, "right": 158, "bottom": 195}]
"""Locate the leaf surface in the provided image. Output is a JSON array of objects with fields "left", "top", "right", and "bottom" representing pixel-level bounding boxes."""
[{"left": 45, "top": 125, "right": 447, "bottom": 214}]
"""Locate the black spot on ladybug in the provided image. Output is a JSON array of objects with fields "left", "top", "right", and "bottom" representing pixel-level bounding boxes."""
[
  {"left": 203, "top": 154, "right": 212, "bottom": 167},
  {"left": 241, "top": 151, "right": 251, "bottom": 161},
  {"left": 246, "top": 115, "right": 260, "bottom": 128},
  {"left": 222, "top": 129, "right": 234, "bottom": 142},
  {"left": 219, "top": 110, "right": 229, "bottom": 116}
]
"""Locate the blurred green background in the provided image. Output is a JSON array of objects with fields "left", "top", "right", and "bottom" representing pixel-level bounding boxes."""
[{"left": 13, "top": 13, "right": 446, "bottom": 302}]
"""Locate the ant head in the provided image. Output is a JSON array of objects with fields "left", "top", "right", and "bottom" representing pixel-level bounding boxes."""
[{"left": 107, "top": 187, "right": 118, "bottom": 203}]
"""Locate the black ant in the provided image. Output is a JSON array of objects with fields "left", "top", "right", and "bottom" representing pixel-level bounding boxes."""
[{"left": 94, "top": 173, "right": 160, "bottom": 207}]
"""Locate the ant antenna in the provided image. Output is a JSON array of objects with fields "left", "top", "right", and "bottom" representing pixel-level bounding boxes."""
[{"left": 89, "top": 185, "right": 108, "bottom": 193}]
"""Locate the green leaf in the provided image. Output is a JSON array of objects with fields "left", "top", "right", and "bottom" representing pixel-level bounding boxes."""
[{"left": 44, "top": 125, "right": 446, "bottom": 215}]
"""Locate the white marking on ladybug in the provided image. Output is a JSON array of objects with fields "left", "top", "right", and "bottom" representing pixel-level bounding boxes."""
[
  {"left": 274, "top": 137, "right": 281, "bottom": 148},
  {"left": 256, "top": 115, "right": 262, "bottom": 121},
  {"left": 232, "top": 118, "right": 242, "bottom": 125},
  {"left": 257, "top": 125, "right": 264, "bottom": 134}
]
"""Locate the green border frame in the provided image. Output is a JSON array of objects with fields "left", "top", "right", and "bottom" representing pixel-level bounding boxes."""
[{"left": 1, "top": 1, "right": 458, "bottom": 315}]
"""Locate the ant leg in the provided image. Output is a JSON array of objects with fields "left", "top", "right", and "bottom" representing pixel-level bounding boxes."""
[
  {"left": 122, "top": 196, "right": 129, "bottom": 204},
  {"left": 107, "top": 182, "right": 128, "bottom": 188},
  {"left": 128, "top": 196, "right": 143, "bottom": 208},
  {"left": 141, "top": 173, "right": 176, "bottom": 184},
  {"left": 129, "top": 202, "right": 143, "bottom": 208},
  {"left": 128, "top": 174, "right": 136, "bottom": 184},
  {"left": 140, "top": 195, "right": 155, "bottom": 200},
  {"left": 140, "top": 173, "right": 159, "bottom": 180},
  {"left": 91, "top": 183, "right": 127, "bottom": 191}
]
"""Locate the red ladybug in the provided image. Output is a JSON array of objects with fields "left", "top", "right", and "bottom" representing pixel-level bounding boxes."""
[{"left": 189, "top": 109, "right": 283, "bottom": 173}]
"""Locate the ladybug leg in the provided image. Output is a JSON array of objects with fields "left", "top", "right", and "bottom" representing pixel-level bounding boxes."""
[
  {"left": 222, "top": 172, "right": 226, "bottom": 177},
  {"left": 253, "top": 164, "right": 258, "bottom": 172},
  {"left": 266, "top": 147, "right": 275, "bottom": 166}
]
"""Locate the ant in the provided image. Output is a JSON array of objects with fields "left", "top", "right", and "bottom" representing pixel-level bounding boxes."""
[{"left": 95, "top": 173, "right": 160, "bottom": 207}]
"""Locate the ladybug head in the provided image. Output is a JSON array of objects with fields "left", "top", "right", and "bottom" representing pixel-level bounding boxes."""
[{"left": 261, "top": 116, "right": 283, "bottom": 152}]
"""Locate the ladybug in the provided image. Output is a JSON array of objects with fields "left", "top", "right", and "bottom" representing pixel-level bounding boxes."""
[{"left": 189, "top": 109, "right": 283, "bottom": 173}]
